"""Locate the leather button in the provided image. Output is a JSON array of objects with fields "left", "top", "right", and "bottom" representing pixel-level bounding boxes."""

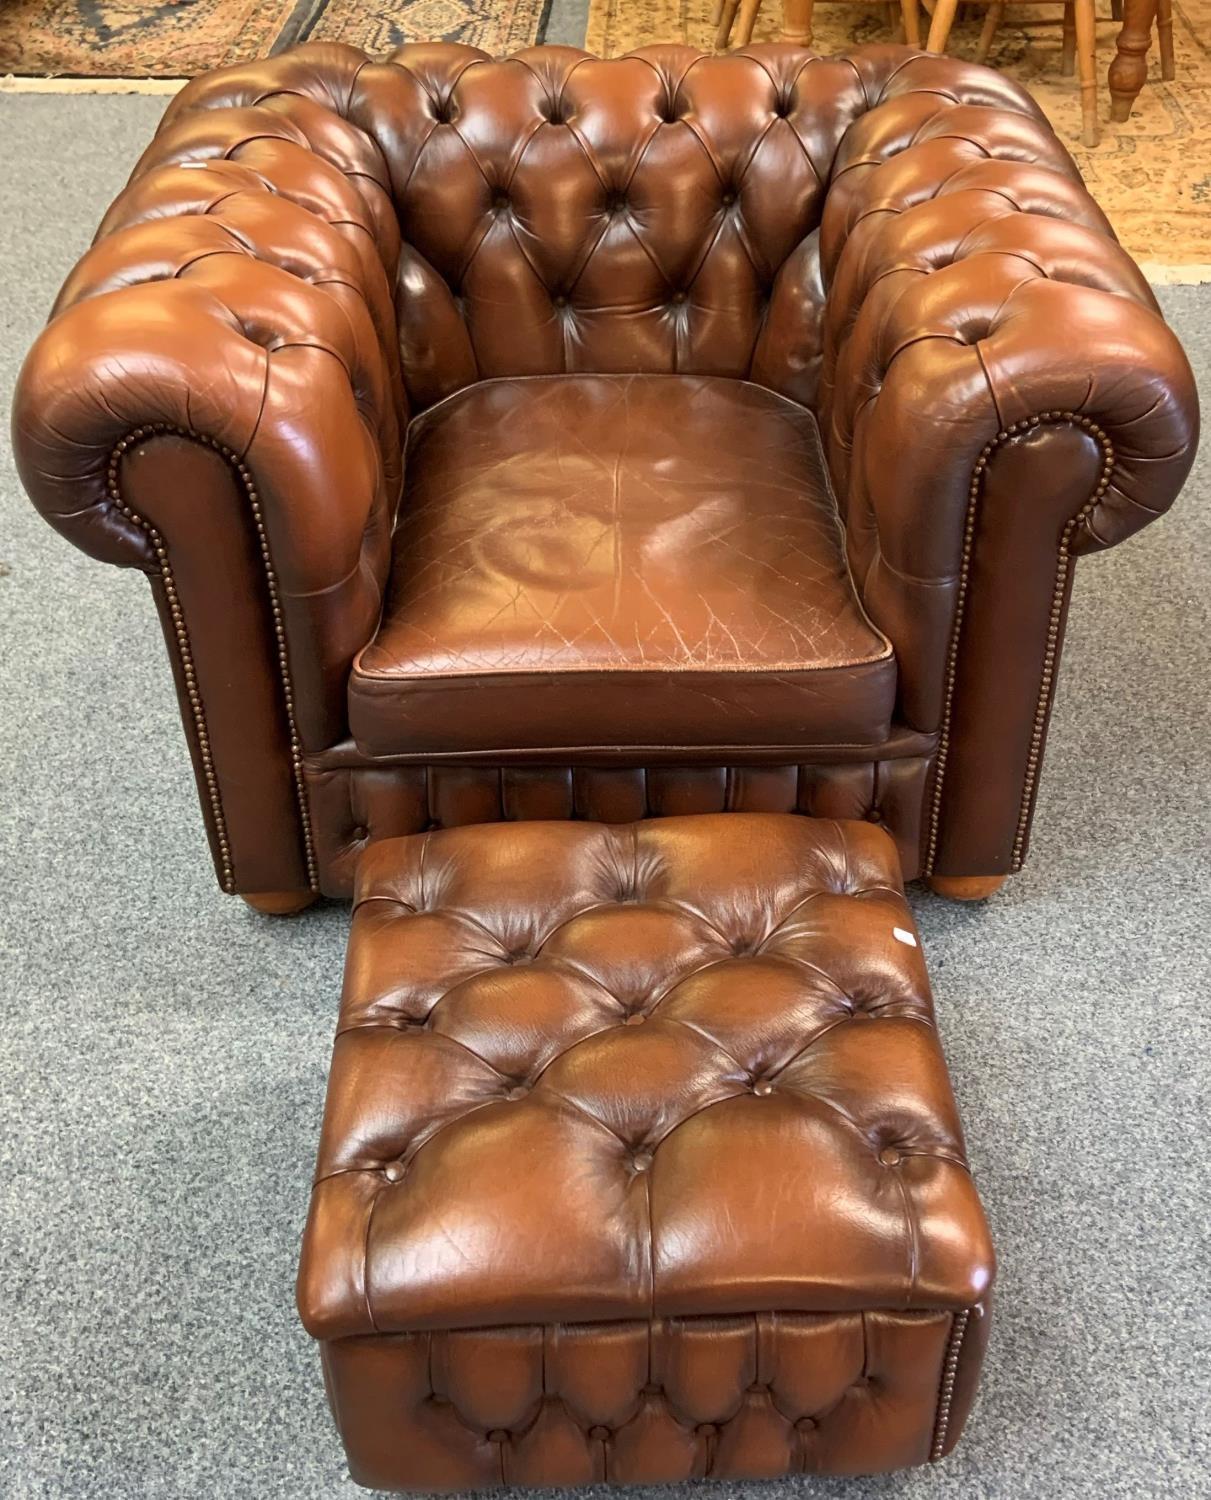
[
  {"left": 552, "top": 294, "right": 568, "bottom": 308},
  {"left": 640, "top": 1382, "right": 661, "bottom": 1396},
  {"left": 623, "top": 1011, "right": 647, "bottom": 1026},
  {"left": 696, "top": 1423, "right": 718, "bottom": 1438},
  {"left": 588, "top": 1425, "right": 610, "bottom": 1441},
  {"left": 752, "top": 1079, "right": 774, "bottom": 1096},
  {"left": 866, "top": 806, "right": 882, "bottom": 822},
  {"left": 492, "top": 192, "right": 509, "bottom": 211},
  {"left": 487, "top": 1429, "right": 509, "bottom": 1443},
  {"left": 722, "top": 191, "right": 736, "bottom": 206},
  {"left": 671, "top": 291, "right": 687, "bottom": 304},
  {"left": 631, "top": 1151, "right": 654, "bottom": 1172},
  {"left": 505, "top": 1084, "right": 529, "bottom": 1101},
  {"left": 748, "top": 1381, "right": 770, "bottom": 1394},
  {"left": 878, "top": 1146, "right": 902, "bottom": 1166},
  {"left": 351, "top": 824, "right": 368, "bottom": 841},
  {"left": 795, "top": 1416, "right": 817, "bottom": 1432},
  {"left": 382, "top": 1160, "right": 406, "bottom": 1183}
]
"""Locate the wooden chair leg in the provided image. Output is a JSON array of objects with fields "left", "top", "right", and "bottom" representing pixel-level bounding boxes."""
[
  {"left": 901, "top": 0, "right": 922, "bottom": 47},
  {"left": 927, "top": 0, "right": 961, "bottom": 53},
  {"left": 1074, "top": 0, "right": 1099, "bottom": 144},
  {"left": 715, "top": 0, "right": 741, "bottom": 50},
  {"left": 735, "top": 0, "right": 764, "bottom": 46},
  {"left": 1157, "top": 0, "right": 1175, "bottom": 80},
  {"left": 925, "top": 875, "right": 1008, "bottom": 901},
  {"left": 1061, "top": 1, "right": 1077, "bottom": 76},
  {"left": 780, "top": 0, "right": 814, "bottom": 46},
  {"left": 242, "top": 890, "right": 318, "bottom": 916},
  {"left": 975, "top": 2, "right": 1005, "bottom": 61},
  {"left": 711, "top": 0, "right": 725, "bottom": 24},
  {"left": 1109, "top": 0, "right": 1160, "bottom": 121}
]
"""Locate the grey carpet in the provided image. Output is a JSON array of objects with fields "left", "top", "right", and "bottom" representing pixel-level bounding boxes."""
[
  {"left": 544, "top": 0, "right": 593, "bottom": 46},
  {"left": 1, "top": 90, "right": 1209, "bottom": 1500}
]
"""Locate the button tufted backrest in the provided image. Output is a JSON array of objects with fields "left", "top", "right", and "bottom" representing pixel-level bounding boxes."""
[
  {"left": 152, "top": 41, "right": 1070, "bottom": 414},
  {"left": 349, "top": 44, "right": 865, "bottom": 409}
]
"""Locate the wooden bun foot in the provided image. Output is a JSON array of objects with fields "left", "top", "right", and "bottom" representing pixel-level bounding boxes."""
[
  {"left": 924, "top": 874, "right": 1007, "bottom": 902},
  {"left": 241, "top": 890, "right": 319, "bottom": 916}
]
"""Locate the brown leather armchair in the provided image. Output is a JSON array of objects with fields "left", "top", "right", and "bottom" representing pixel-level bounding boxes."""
[{"left": 13, "top": 41, "right": 1198, "bottom": 911}]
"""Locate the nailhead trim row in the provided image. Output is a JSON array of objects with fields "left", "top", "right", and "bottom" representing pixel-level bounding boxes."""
[
  {"left": 107, "top": 425, "right": 320, "bottom": 893},
  {"left": 929, "top": 1307, "right": 970, "bottom": 1461},
  {"left": 924, "top": 413, "right": 1116, "bottom": 876}
]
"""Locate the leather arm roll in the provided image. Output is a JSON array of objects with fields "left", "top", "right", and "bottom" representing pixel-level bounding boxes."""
[
  {"left": 814, "top": 51, "right": 1199, "bottom": 875},
  {"left": 11, "top": 42, "right": 406, "bottom": 895}
]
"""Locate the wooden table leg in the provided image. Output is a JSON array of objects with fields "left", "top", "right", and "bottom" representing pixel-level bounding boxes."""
[
  {"left": 734, "top": 0, "right": 763, "bottom": 44},
  {"left": 1109, "top": 0, "right": 1160, "bottom": 122},
  {"left": 715, "top": 0, "right": 740, "bottom": 50},
  {"left": 781, "top": 0, "right": 814, "bottom": 45},
  {"left": 1074, "top": 0, "right": 1099, "bottom": 145},
  {"left": 901, "top": 0, "right": 922, "bottom": 46},
  {"left": 1061, "top": 1, "right": 1076, "bottom": 75},
  {"left": 1157, "top": 0, "right": 1175, "bottom": 80},
  {"left": 976, "top": 2, "right": 1005, "bottom": 62},
  {"left": 927, "top": 0, "right": 961, "bottom": 53}
]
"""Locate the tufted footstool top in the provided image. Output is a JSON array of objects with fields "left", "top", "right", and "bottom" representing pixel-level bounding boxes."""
[{"left": 301, "top": 814, "right": 991, "bottom": 1331}]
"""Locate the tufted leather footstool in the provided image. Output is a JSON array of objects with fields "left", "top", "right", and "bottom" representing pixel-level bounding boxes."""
[{"left": 298, "top": 814, "right": 994, "bottom": 1490}]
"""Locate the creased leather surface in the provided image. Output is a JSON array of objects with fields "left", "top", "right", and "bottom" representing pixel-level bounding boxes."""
[
  {"left": 351, "top": 374, "right": 895, "bottom": 756},
  {"left": 299, "top": 814, "right": 993, "bottom": 1486},
  {"left": 11, "top": 39, "right": 1198, "bottom": 896}
]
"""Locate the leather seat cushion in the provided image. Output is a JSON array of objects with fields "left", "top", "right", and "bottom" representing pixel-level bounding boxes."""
[
  {"left": 298, "top": 814, "right": 993, "bottom": 1339},
  {"left": 349, "top": 376, "right": 896, "bottom": 756}
]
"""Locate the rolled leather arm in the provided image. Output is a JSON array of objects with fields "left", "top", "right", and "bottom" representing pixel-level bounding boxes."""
[
  {"left": 815, "top": 49, "right": 1199, "bottom": 877},
  {"left": 12, "top": 43, "right": 404, "bottom": 895}
]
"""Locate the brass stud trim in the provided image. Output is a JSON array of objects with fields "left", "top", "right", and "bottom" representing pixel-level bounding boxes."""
[
  {"left": 107, "top": 425, "right": 320, "bottom": 894},
  {"left": 930, "top": 1307, "right": 970, "bottom": 1461},
  {"left": 924, "top": 414, "right": 1115, "bottom": 876}
]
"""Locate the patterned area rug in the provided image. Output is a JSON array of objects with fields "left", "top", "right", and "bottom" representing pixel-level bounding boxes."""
[
  {"left": 0, "top": 0, "right": 552, "bottom": 78},
  {"left": 586, "top": 1, "right": 1211, "bottom": 272}
]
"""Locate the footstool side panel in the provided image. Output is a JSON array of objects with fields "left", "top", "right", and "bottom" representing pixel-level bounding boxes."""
[{"left": 321, "top": 1308, "right": 980, "bottom": 1491}]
